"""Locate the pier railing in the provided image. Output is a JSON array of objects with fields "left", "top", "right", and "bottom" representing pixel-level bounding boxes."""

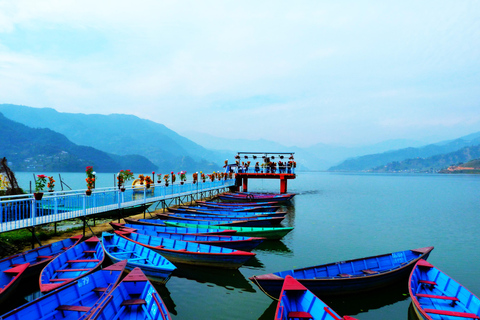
[
  {"left": 0, "top": 179, "right": 235, "bottom": 233},
  {"left": 232, "top": 167, "right": 295, "bottom": 174}
]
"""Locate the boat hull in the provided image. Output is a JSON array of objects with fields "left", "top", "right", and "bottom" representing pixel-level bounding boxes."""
[{"left": 250, "top": 247, "right": 434, "bottom": 298}]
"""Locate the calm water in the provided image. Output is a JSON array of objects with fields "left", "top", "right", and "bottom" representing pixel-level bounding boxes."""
[{"left": 4, "top": 172, "right": 480, "bottom": 319}]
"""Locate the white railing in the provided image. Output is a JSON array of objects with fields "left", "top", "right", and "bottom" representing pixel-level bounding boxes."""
[{"left": 0, "top": 179, "right": 235, "bottom": 233}]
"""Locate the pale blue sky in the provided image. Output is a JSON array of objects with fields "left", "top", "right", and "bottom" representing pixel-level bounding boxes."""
[{"left": 1, "top": 1, "right": 479, "bottom": 147}]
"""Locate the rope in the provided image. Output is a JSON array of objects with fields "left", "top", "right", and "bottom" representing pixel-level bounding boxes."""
[{"left": 251, "top": 277, "right": 279, "bottom": 301}]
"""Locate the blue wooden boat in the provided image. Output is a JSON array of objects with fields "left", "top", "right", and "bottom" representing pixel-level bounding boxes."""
[
  {"left": 163, "top": 221, "right": 294, "bottom": 240},
  {"left": 409, "top": 259, "right": 480, "bottom": 320},
  {"left": 181, "top": 204, "right": 281, "bottom": 212},
  {"left": 87, "top": 267, "right": 171, "bottom": 320},
  {"left": 122, "top": 218, "right": 237, "bottom": 235},
  {"left": 196, "top": 200, "right": 279, "bottom": 207},
  {"left": 114, "top": 230, "right": 255, "bottom": 269},
  {"left": 276, "top": 275, "right": 358, "bottom": 320},
  {"left": 218, "top": 192, "right": 295, "bottom": 202},
  {"left": 39, "top": 236, "right": 105, "bottom": 293},
  {"left": 169, "top": 207, "right": 287, "bottom": 217},
  {"left": 0, "top": 263, "right": 29, "bottom": 304},
  {"left": 122, "top": 226, "right": 265, "bottom": 251},
  {"left": 0, "top": 260, "right": 127, "bottom": 320},
  {"left": 0, "top": 235, "right": 83, "bottom": 279},
  {"left": 155, "top": 212, "right": 285, "bottom": 227},
  {"left": 250, "top": 246, "right": 434, "bottom": 298},
  {"left": 100, "top": 232, "right": 176, "bottom": 283}
]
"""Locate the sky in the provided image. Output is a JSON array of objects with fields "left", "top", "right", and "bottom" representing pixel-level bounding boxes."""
[{"left": 0, "top": 1, "right": 479, "bottom": 147}]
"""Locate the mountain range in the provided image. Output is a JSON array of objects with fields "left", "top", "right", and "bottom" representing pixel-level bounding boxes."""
[{"left": 1, "top": 103, "right": 480, "bottom": 173}]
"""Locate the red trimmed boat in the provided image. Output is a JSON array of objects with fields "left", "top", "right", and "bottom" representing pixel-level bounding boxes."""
[
  {"left": 120, "top": 219, "right": 237, "bottom": 235},
  {"left": 39, "top": 236, "right": 105, "bottom": 293},
  {"left": 0, "top": 263, "right": 29, "bottom": 304},
  {"left": 409, "top": 259, "right": 480, "bottom": 320},
  {"left": 114, "top": 230, "right": 255, "bottom": 269},
  {"left": 155, "top": 212, "right": 285, "bottom": 227},
  {"left": 276, "top": 275, "right": 358, "bottom": 320},
  {"left": 250, "top": 246, "right": 434, "bottom": 298}
]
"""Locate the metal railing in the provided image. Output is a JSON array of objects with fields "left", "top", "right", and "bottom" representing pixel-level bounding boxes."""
[
  {"left": 0, "top": 179, "right": 235, "bottom": 233},
  {"left": 232, "top": 167, "right": 296, "bottom": 174}
]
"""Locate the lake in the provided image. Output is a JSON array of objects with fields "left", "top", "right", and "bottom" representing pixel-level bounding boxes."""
[{"left": 4, "top": 172, "right": 480, "bottom": 319}]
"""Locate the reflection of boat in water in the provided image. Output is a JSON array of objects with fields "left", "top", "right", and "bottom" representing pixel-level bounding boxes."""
[
  {"left": 320, "top": 279, "right": 410, "bottom": 316},
  {"left": 253, "top": 240, "right": 292, "bottom": 254},
  {"left": 257, "top": 300, "right": 277, "bottom": 320},
  {"left": 172, "top": 265, "right": 256, "bottom": 293},
  {"left": 151, "top": 280, "right": 178, "bottom": 316},
  {"left": 241, "top": 256, "right": 265, "bottom": 269}
]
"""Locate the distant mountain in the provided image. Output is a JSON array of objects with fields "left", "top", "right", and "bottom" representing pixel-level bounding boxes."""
[
  {"left": 0, "top": 104, "right": 220, "bottom": 172},
  {"left": 329, "top": 133, "right": 480, "bottom": 171},
  {"left": 0, "top": 112, "right": 157, "bottom": 172},
  {"left": 370, "top": 145, "right": 480, "bottom": 173}
]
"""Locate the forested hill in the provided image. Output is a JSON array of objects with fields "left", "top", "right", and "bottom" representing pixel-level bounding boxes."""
[
  {"left": 369, "top": 145, "right": 480, "bottom": 173},
  {"left": 0, "top": 113, "right": 157, "bottom": 172},
  {"left": 329, "top": 133, "right": 480, "bottom": 172}
]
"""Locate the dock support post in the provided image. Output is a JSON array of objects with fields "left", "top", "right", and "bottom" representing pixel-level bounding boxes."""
[
  {"left": 280, "top": 176, "right": 288, "bottom": 194},
  {"left": 242, "top": 177, "right": 248, "bottom": 192}
]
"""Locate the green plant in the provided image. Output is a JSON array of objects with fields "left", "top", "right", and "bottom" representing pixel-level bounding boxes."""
[{"left": 35, "top": 174, "right": 47, "bottom": 192}]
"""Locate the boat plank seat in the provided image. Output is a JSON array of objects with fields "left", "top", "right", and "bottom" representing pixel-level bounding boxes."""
[
  {"left": 9, "top": 264, "right": 22, "bottom": 267},
  {"left": 83, "top": 250, "right": 96, "bottom": 254},
  {"left": 93, "top": 287, "right": 108, "bottom": 292},
  {"left": 416, "top": 293, "right": 459, "bottom": 302},
  {"left": 56, "top": 305, "right": 91, "bottom": 312},
  {"left": 337, "top": 273, "right": 351, "bottom": 278},
  {"left": 419, "top": 280, "right": 437, "bottom": 286},
  {"left": 36, "top": 255, "right": 53, "bottom": 260},
  {"left": 57, "top": 268, "right": 91, "bottom": 272},
  {"left": 361, "top": 269, "right": 378, "bottom": 275},
  {"left": 67, "top": 259, "right": 100, "bottom": 263},
  {"left": 49, "top": 278, "right": 69, "bottom": 282},
  {"left": 287, "top": 311, "right": 313, "bottom": 319},
  {"left": 424, "top": 308, "right": 480, "bottom": 319},
  {"left": 120, "top": 299, "right": 147, "bottom": 306}
]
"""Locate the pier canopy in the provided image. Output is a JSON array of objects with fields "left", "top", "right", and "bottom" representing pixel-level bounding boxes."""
[{"left": 227, "top": 152, "right": 296, "bottom": 193}]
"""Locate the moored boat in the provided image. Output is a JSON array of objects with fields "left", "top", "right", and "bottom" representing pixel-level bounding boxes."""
[
  {"left": 87, "top": 267, "right": 171, "bottom": 320},
  {"left": 163, "top": 221, "right": 293, "bottom": 240},
  {"left": 155, "top": 212, "right": 285, "bottom": 227},
  {"left": 196, "top": 200, "right": 279, "bottom": 207},
  {"left": 409, "top": 259, "right": 480, "bottom": 320},
  {"left": 218, "top": 193, "right": 295, "bottom": 202},
  {"left": 100, "top": 232, "right": 176, "bottom": 283},
  {"left": 123, "top": 226, "right": 265, "bottom": 251},
  {"left": 0, "top": 235, "right": 83, "bottom": 279},
  {"left": 180, "top": 205, "right": 281, "bottom": 212},
  {"left": 119, "top": 219, "right": 237, "bottom": 235},
  {"left": 114, "top": 230, "right": 255, "bottom": 269},
  {"left": 0, "top": 263, "right": 29, "bottom": 304},
  {"left": 275, "top": 275, "right": 358, "bottom": 320},
  {"left": 0, "top": 260, "right": 127, "bottom": 320},
  {"left": 39, "top": 236, "right": 105, "bottom": 293},
  {"left": 250, "top": 246, "right": 434, "bottom": 298},
  {"left": 168, "top": 207, "right": 286, "bottom": 217}
]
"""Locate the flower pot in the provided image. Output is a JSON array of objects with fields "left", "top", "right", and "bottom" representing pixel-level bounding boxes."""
[
  {"left": 180, "top": 181, "right": 184, "bottom": 185},
  {"left": 120, "top": 188, "right": 126, "bottom": 192},
  {"left": 34, "top": 192, "right": 43, "bottom": 200},
  {"left": 146, "top": 184, "right": 150, "bottom": 189},
  {"left": 157, "top": 181, "right": 161, "bottom": 183},
  {"left": 86, "top": 189, "right": 92, "bottom": 196},
  {"left": 165, "top": 183, "right": 169, "bottom": 187}
]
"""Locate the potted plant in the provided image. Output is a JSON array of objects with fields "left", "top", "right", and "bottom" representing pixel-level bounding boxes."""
[
  {"left": 163, "top": 174, "right": 170, "bottom": 186},
  {"left": 85, "top": 166, "right": 95, "bottom": 195},
  {"left": 179, "top": 171, "right": 187, "bottom": 185},
  {"left": 171, "top": 172, "right": 176, "bottom": 184},
  {"left": 156, "top": 173, "right": 162, "bottom": 184},
  {"left": 192, "top": 172, "right": 198, "bottom": 184},
  {"left": 145, "top": 176, "right": 153, "bottom": 188},
  {"left": 138, "top": 174, "right": 145, "bottom": 185},
  {"left": 47, "top": 176, "right": 55, "bottom": 192},
  {"left": 118, "top": 169, "right": 134, "bottom": 191},
  {"left": 34, "top": 174, "right": 47, "bottom": 200},
  {"left": 201, "top": 172, "right": 206, "bottom": 183},
  {"left": 117, "top": 174, "right": 124, "bottom": 191}
]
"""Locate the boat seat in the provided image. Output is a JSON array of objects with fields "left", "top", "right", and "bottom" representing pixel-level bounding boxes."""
[
  {"left": 57, "top": 268, "right": 91, "bottom": 272},
  {"left": 50, "top": 278, "right": 69, "bottom": 282},
  {"left": 424, "top": 308, "right": 480, "bottom": 319},
  {"left": 92, "top": 287, "right": 108, "bottom": 293},
  {"left": 56, "top": 305, "right": 91, "bottom": 312},
  {"left": 337, "top": 273, "right": 351, "bottom": 278},
  {"left": 361, "top": 269, "right": 378, "bottom": 275},
  {"left": 120, "top": 299, "right": 147, "bottom": 306},
  {"left": 287, "top": 311, "right": 313, "bottom": 319},
  {"left": 67, "top": 259, "right": 100, "bottom": 263},
  {"left": 9, "top": 264, "right": 22, "bottom": 267},
  {"left": 83, "top": 250, "right": 96, "bottom": 254},
  {"left": 419, "top": 280, "right": 437, "bottom": 286},
  {"left": 36, "top": 255, "right": 53, "bottom": 260},
  {"left": 416, "top": 293, "right": 459, "bottom": 302}
]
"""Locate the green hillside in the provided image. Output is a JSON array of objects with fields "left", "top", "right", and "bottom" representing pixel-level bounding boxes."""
[{"left": 0, "top": 113, "right": 157, "bottom": 172}]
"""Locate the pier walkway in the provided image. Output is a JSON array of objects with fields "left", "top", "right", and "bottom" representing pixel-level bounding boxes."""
[{"left": 0, "top": 179, "right": 235, "bottom": 233}]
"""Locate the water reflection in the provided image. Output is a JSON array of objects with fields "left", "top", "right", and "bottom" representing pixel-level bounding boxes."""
[
  {"left": 257, "top": 300, "right": 277, "bottom": 319},
  {"left": 254, "top": 240, "right": 292, "bottom": 254},
  {"left": 241, "top": 256, "right": 265, "bottom": 268},
  {"left": 151, "top": 281, "right": 177, "bottom": 316},
  {"left": 321, "top": 280, "right": 410, "bottom": 316},
  {"left": 172, "top": 265, "right": 256, "bottom": 293}
]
